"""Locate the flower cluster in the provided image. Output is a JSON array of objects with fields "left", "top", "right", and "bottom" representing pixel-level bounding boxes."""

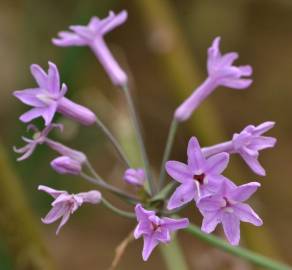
[{"left": 13, "top": 8, "right": 277, "bottom": 264}]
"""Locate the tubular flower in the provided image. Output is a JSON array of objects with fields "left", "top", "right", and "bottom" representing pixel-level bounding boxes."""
[
  {"left": 14, "top": 124, "right": 86, "bottom": 164},
  {"left": 166, "top": 137, "right": 229, "bottom": 209},
  {"left": 38, "top": 185, "right": 101, "bottom": 234},
  {"left": 197, "top": 180, "right": 262, "bottom": 245},
  {"left": 13, "top": 62, "right": 96, "bottom": 126},
  {"left": 51, "top": 156, "right": 82, "bottom": 175},
  {"left": 175, "top": 36, "right": 252, "bottom": 122},
  {"left": 232, "top": 121, "right": 277, "bottom": 176},
  {"left": 134, "top": 204, "right": 189, "bottom": 261},
  {"left": 123, "top": 168, "right": 145, "bottom": 187},
  {"left": 52, "top": 11, "right": 128, "bottom": 86},
  {"left": 202, "top": 121, "right": 276, "bottom": 176}
]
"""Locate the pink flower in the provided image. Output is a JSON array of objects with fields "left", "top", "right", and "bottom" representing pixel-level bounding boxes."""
[
  {"left": 175, "top": 37, "right": 252, "bottom": 122},
  {"left": 134, "top": 204, "right": 189, "bottom": 261},
  {"left": 197, "top": 179, "right": 262, "bottom": 245},
  {"left": 123, "top": 168, "right": 145, "bottom": 186},
  {"left": 52, "top": 11, "right": 128, "bottom": 86},
  {"left": 38, "top": 185, "right": 101, "bottom": 234},
  {"left": 13, "top": 62, "right": 96, "bottom": 126}
]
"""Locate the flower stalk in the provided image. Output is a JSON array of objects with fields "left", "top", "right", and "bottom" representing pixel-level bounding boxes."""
[
  {"left": 122, "top": 84, "right": 156, "bottom": 195},
  {"left": 184, "top": 221, "right": 291, "bottom": 270},
  {"left": 158, "top": 118, "right": 178, "bottom": 190}
]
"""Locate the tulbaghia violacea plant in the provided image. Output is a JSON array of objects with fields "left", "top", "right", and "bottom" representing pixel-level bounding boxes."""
[{"left": 13, "top": 8, "right": 288, "bottom": 270}]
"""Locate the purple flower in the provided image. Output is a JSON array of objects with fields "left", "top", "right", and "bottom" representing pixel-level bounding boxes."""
[
  {"left": 123, "top": 168, "right": 145, "bottom": 186},
  {"left": 134, "top": 204, "right": 189, "bottom": 261},
  {"left": 13, "top": 124, "right": 62, "bottom": 161},
  {"left": 175, "top": 37, "right": 252, "bottom": 122},
  {"left": 52, "top": 11, "right": 128, "bottom": 86},
  {"left": 13, "top": 62, "right": 96, "bottom": 126},
  {"left": 51, "top": 156, "right": 82, "bottom": 175},
  {"left": 38, "top": 185, "right": 101, "bottom": 234},
  {"left": 232, "top": 122, "right": 276, "bottom": 176},
  {"left": 166, "top": 137, "right": 229, "bottom": 209},
  {"left": 197, "top": 180, "right": 262, "bottom": 245},
  {"left": 14, "top": 124, "right": 86, "bottom": 163}
]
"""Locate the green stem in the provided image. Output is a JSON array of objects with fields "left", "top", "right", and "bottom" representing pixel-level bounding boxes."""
[
  {"left": 95, "top": 117, "right": 131, "bottom": 168},
  {"left": 184, "top": 222, "right": 292, "bottom": 270},
  {"left": 101, "top": 198, "right": 136, "bottom": 219},
  {"left": 80, "top": 171, "right": 139, "bottom": 204},
  {"left": 158, "top": 118, "right": 178, "bottom": 190},
  {"left": 159, "top": 234, "right": 188, "bottom": 270},
  {"left": 122, "top": 84, "right": 156, "bottom": 195}
]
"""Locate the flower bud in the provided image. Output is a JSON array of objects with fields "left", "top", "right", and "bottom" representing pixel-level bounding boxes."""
[
  {"left": 123, "top": 168, "right": 145, "bottom": 186},
  {"left": 51, "top": 156, "right": 82, "bottom": 175}
]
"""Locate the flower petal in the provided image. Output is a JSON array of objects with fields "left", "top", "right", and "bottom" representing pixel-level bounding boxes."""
[
  {"left": 165, "top": 161, "right": 192, "bottom": 184},
  {"left": 38, "top": 185, "right": 66, "bottom": 198},
  {"left": 100, "top": 10, "right": 128, "bottom": 35},
  {"left": 162, "top": 217, "right": 189, "bottom": 232},
  {"left": 52, "top": 31, "right": 88, "bottom": 47},
  {"left": 56, "top": 209, "right": 71, "bottom": 235},
  {"left": 221, "top": 212, "right": 240, "bottom": 245},
  {"left": 229, "top": 182, "right": 261, "bottom": 202},
  {"left": 220, "top": 78, "right": 253, "bottom": 89},
  {"left": 206, "top": 152, "right": 229, "bottom": 175},
  {"left": 167, "top": 182, "right": 195, "bottom": 210},
  {"left": 233, "top": 203, "right": 263, "bottom": 226},
  {"left": 30, "top": 64, "right": 48, "bottom": 89},
  {"left": 142, "top": 235, "right": 159, "bottom": 261},
  {"left": 187, "top": 137, "right": 206, "bottom": 171},
  {"left": 13, "top": 88, "right": 44, "bottom": 107},
  {"left": 253, "top": 121, "right": 275, "bottom": 136},
  {"left": 41, "top": 204, "right": 67, "bottom": 224},
  {"left": 201, "top": 212, "right": 221, "bottom": 233},
  {"left": 42, "top": 103, "right": 57, "bottom": 126},
  {"left": 197, "top": 195, "right": 223, "bottom": 212},
  {"left": 19, "top": 107, "right": 46, "bottom": 123},
  {"left": 240, "top": 153, "right": 266, "bottom": 176},
  {"left": 47, "top": 62, "right": 60, "bottom": 95}
]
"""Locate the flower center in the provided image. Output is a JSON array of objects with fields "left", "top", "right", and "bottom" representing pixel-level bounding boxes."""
[
  {"left": 36, "top": 91, "right": 56, "bottom": 105},
  {"left": 151, "top": 222, "right": 161, "bottom": 232},
  {"left": 193, "top": 173, "right": 205, "bottom": 184}
]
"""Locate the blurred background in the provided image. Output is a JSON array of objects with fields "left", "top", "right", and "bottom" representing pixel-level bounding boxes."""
[{"left": 0, "top": 0, "right": 292, "bottom": 269}]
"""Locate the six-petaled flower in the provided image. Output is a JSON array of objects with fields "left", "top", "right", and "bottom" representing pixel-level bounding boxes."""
[
  {"left": 38, "top": 185, "right": 101, "bottom": 234},
  {"left": 197, "top": 179, "right": 262, "bottom": 245},
  {"left": 166, "top": 137, "right": 230, "bottom": 209},
  {"left": 134, "top": 204, "right": 189, "bottom": 261},
  {"left": 52, "top": 11, "right": 128, "bottom": 86},
  {"left": 14, "top": 62, "right": 96, "bottom": 126}
]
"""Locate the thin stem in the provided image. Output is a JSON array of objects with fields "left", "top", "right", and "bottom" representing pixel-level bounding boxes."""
[
  {"left": 80, "top": 172, "right": 139, "bottom": 204},
  {"left": 184, "top": 222, "right": 292, "bottom": 270},
  {"left": 158, "top": 118, "right": 178, "bottom": 190},
  {"left": 202, "top": 141, "right": 234, "bottom": 157},
  {"left": 159, "top": 233, "right": 188, "bottom": 270},
  {"left": 95, "top": 117, "right": 131, "bottom": 168},
  {"left": 101, "top": 198, "right": 136, "bottom": 219},
  {"left": 122, "top": 84, "right": 156, "bottom": 195}
]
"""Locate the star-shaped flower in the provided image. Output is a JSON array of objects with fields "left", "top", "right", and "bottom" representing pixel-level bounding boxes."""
[
  {"left": 52, "top": 11, "right": 128, "bottom": 86},
  {"left": 175, "top": 36, "right": 253, "bottom": 122},
  {"left": 14, "top": 62, "right": 96, "bottom": 126},
  {"left": 166, "top": 137, "right": 230, "bottom": 209},
  {"left": 197, "top": 179, "right": 262, "bottom": 245},
  {"left": 39, "top": 185, "right": 101, "bottom": 234},
  {"left": 134, "top": 204, "right": 189, "bottom": 261},
  {"left": 232, "top": 121, "right": 277, "bottom": 176}
]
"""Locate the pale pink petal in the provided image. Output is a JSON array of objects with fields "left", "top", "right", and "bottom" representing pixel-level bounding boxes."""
[
  {"left": 19, "top": 107, "right": 46, "bottom": 123},
  {"left": 206, "top": 152, "right": 229, "bottom": 175},
  {"left": 167, "top": 182, "right": 195, "bottom": 210},
  {"left": 142, "top": 235, "right": 159, "bottom": 261},
  {"left": 100, "top": 10, "right": 128, "bottom": 35},
  {"left": 233, "top": 203, "right": 263, "bottom": 226},
  {"left": 187, "top": 137, "right": 206, "bottom": 171},
  {"left": 47, "top": 62, "right": 60, "bottom": 95},
  {"left": 201, "top": 212, "right": 221, "bottom": 233},
  {"left": 165, "top": 161, "right": 192, "bottom": 184},
  {"left": 56, "top": 210, "right": 71, "bottom": 235},
  {"left": 38, "top": 185, "right": 66, "bottom": 198},
  {"left": 241, "top": 153, "right": 266, "bottom": 176},
  {"left": 30, "top": 64, "right": 48, "bottom": 89},
  {"left": 13, "top": 88, "right": 44, "bottom": 107},
  {"left": 229, "top": 182, "right": 260, "bottom": 202},
  {"left": 221, "top": 212, "right": 240, "bottom": 245},
  {"left": 162, "top": 217, "right": 189, "bottom": 232}
]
